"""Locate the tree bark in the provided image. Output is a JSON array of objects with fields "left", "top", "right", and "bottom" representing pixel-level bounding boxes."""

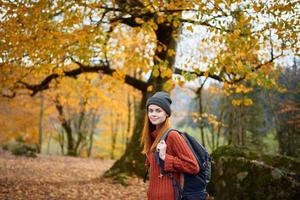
[
  {"left": 105, "top": 22, "right": 177, "bottom": 178},
  {"left": 54, "top": 97, "right": 75, "bottom": 156},
  {"left": 87, "top": 113, "right": 97, "bottom": 157},
  {"left": 105, "top": 91, "right": 147, "bottom": 177},
  {"left": 38, "top": 92, "right": 44, "bottom": 153}
]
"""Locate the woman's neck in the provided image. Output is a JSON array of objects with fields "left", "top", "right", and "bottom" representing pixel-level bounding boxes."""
[{"left": 156, "top": 123, "right": 163, "bottom": 130}]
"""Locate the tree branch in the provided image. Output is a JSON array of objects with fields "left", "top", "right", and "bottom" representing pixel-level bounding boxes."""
[
  {"left": 174, "top": 50, "right": 284, "bottom": 85},
  {"left": 173, "top": 67, "right": 222, "bottom": 82},
  {"left": 18, "top": 61, "right": 148, "bottom": 96}
]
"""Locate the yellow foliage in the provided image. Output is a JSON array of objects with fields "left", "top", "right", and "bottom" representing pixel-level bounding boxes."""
[
  {"left": 235, "top": 84, "right": 253, "bottom": 94},
  {"left": 0, "top": 0, "right": 298, "bottom": 154},
  {"left": 172, "top": 20, "right": 180, "bottom": 28},
  {"left": 152, "top": 68, "right": 160, "bottom": 77},
  {"left": 135, "top": 17, "right": 145, "bottom": 24},
  {"left": 232, "top": 99, "right": 242, "bottom": 106},
  {"left": 167, "top": 49, "right": 176, "bottom": 57},
  {"left": 243, "top": 98, "right": 253, "bottom": 106},
  {"left": 157, "top": 45, "right": 163, "bottom": 52},
  {"left": 163, "top": 79, "right": 175, "bottom": 92},
  {"left": 186, "top": 26, "right": 193, "bottom": 32},
  {"left": 156, "top": 16, "right": 166, "bottom": 24},
  {"left": 147, "top": 85, "right": 154, "bottom": 92},
  {"left": 148, "top": 20, "right": 158, "bottom": 30},
  {"left": 0, "top": 94, "right": 53, "bottom": 144},
  {"left": 204, "top": 71, "right": 209, "bottom": 77}
]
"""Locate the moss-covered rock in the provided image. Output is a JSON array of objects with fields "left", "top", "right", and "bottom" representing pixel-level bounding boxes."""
[
  {"left": 207, "top": 145, "right": 300, "bottom": 200},
  {"left": 2, "top": 140, "right": 37, "bottom": 157}
]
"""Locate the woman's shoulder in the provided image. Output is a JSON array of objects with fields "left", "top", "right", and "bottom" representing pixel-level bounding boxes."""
[{"left": 167, "top": 129, "right": 182, "bottom": 141}]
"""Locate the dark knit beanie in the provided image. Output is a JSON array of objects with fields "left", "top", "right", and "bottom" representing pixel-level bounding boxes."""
[{"left": 146, "top": 91, "right": 172, "bottom": 116}]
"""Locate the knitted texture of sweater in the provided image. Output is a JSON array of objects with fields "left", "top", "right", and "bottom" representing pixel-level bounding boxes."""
[{"left": 146, "top": 130, "right": 199, "bottom": 200}]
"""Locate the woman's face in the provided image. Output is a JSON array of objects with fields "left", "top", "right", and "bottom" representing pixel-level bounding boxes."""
[{"left": 148, "top": 104, "right": 168, "bottom": 126}]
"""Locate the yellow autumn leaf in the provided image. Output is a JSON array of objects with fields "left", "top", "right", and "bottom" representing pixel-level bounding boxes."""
[
  {"left": 147, "top": 85, "right": 153, "bottom": 92},
  {"left": 223, "top": 82, "right": 230, "bottom": 90},
  {"left": 178, "top": 80, "right": 185, "bottom": 87},
  {"left": 157, "top": 45, "right": 163, "bottom": 52},
  {"left": 186, "top": 25, "right": 193, "bottom": 32},
  {"left": 163, "top": 79, "right": 175, "bottom": 91},
  {"left": 204, "top": 71, "right": 209, "bottom": 77},
  {"left": 135, "top": 17, "right": 144, "bottom": 24},
  {"left": 160, "top": 68, "right": 173, "bottom": 78},
  {"left": 152, "top": 68, "right": 160, "bottom": 77},
  {"left": 148, "top": 20, "right": 158, "bottom": 30},
  {"left": 173, "top": 20, "right": 180, "bottom": 28},
  {"left": 232, "top": 99, "right": 241, "bottom": 106},
  {"left": 55, "top": 68, "right": 64, "bottom": 76},
  {"left": 157, "top": 16, "right": 165, "bottom": 24},
  {"left": 236, "top": 60, "right": 244, "bottom": 71},
  {"left": 167, "top": 49, "right": 176, "bottom": 56},
  {"left": 235, "top": 84, "right": 244, "bottom": 93},
  {"left": 153, "top": 0, "right": 159, "bottom": 7},
  {"left": 243, "top": 98, "right": 253, "bottom": 106}
]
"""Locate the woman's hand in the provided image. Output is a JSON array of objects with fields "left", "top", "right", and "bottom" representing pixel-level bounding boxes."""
[{"left": 156, "top": 140, "right": 167, "bottom": 160}]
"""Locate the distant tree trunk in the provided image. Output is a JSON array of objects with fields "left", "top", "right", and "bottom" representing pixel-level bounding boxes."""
[
  {"left": 211, "top": 124, "right": 215, "bottom": 150},
  {"left": 240, "top": 104, "right": 245, "bottom": 146},
  {"left": 125, "top": 93, "right": 133, "bottom": 151},
  {"left": 46, "top": 133, "right": 51, "bottom": 154},
  {"left": 110, "top": 111, "right": 119, "bottom": 159},
  {"left": 216, "top": 108, "right": 224, "bottom": 149},
  {"left": 87, "top": 112, "right": 97, "bottom": 157},
  {"left": 58, "top": 128, "right": 65, "bottom": 154},
  {"left": 196, "top": 78, "right": 207, "bottom": 147},
  {"left": 37, "top": 91, "right": 44, "bottom": 153},
  {"left": 74, "top": 99, "right": 87, "bottom": 155},
  {"left": 54, "top": 97, "right": 75, "bottom": 156},
  {"left": 227, "top": 107, "right": 234, "bottom": 145},
  {"left": 199, "top": 92, "right": 206, "bottom": 147},
  {"left": 205, "top": 131, "right": 212, "bottom": 150},
  {"left": 227, "top": 102, "right": 246, "bottom": 146},
  {"left": 228, "top": 104, "right": 243, "bottom": 146},
  {"left": 236, "top": 105, "right": 242, "bottom": 146}
]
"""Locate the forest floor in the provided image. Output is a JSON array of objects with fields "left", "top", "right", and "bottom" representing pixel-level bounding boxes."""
[{"left": 0, "top": 149, "right": 148, "bottom": 200}]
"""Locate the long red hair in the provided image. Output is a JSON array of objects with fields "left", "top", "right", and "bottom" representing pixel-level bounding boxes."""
[{"left": 141, "top": 114, "right": 170, "bottom": 154}]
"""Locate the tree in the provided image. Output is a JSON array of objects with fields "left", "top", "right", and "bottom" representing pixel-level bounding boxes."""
[
  {"left": 269, "top": 58, "right": 300, "bottom": 157},
  {"left": 1, "top": 0, "right": 298, "bottom": 177}
]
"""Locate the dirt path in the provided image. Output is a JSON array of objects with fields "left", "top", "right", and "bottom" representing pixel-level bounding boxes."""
[{"left": 0, "top": 150, "right": 148, "bottom": 200}]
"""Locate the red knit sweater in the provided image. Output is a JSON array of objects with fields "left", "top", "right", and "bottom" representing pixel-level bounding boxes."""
[{"left": 146, "top": 130, "right": 199, "bottom": 200}]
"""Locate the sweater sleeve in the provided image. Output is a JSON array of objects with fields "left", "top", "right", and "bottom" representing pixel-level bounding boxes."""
[{"left": 164, "top": 131, "right": 199, "bottom": 174}]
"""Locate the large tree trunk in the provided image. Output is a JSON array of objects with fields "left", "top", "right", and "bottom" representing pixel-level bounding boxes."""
[
  {"left": 105, "top": 23, "right": 177, "bottom": 178},
  {"left": 105, "top": 91, "right": 147, "bottom": 178}
]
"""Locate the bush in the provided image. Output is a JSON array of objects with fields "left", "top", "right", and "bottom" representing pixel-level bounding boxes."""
[{"left": 1, "top": 140, "right": 37, "bottom": 157}]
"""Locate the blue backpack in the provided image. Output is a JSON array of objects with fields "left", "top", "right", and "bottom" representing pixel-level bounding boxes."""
[{"left": 155, "top": 129, "right": 212, "bottom": 200}]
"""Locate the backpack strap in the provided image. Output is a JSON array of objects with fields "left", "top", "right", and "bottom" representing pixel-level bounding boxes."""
[{"left": 155, "top": 128, "right": 179, "bottom": 173}]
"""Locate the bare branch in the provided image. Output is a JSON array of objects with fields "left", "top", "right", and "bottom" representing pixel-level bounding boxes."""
[{"left": 17, "top": 61, "right": 147, "bottom": 96}]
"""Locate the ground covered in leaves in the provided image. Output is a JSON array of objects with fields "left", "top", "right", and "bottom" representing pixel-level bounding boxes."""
[{"left": 0, "top": 150, "right": 148, "bottom": 200}]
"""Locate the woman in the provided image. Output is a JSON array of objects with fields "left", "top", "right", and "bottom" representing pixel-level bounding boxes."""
[{"left": 141, "top": 91, "right": 199, "bottom": 200}]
